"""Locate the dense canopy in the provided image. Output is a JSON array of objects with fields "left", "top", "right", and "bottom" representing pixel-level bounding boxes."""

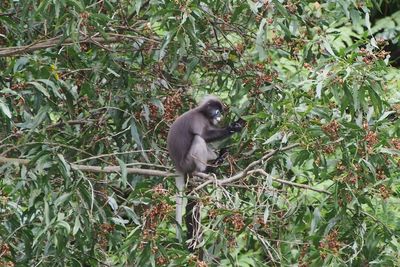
[{"left": 1, "top": 0, "right": 400, "bottom": 266}]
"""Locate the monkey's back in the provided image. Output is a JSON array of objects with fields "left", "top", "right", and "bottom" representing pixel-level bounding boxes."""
[{"left": 167, "top": 110, "right": 206, "bottom": 174}]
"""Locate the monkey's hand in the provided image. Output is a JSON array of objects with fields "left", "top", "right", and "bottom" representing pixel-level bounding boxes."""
[
  {"left": 228, "top": 118, "right": 246, "bottom": 133},
  {"left": 205, "top": 148, "right": 229, "bottom": 173},
  {"left": 214, "top": 148, "right": 229, "bottom": 165}
]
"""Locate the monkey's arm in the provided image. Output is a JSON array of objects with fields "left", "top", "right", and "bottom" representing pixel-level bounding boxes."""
[
  {"left": 201, "top": 127, "right": 233, "bottom": 142},
  {"left": 202, "top": 118, "right": 244, "bottom": 143}
]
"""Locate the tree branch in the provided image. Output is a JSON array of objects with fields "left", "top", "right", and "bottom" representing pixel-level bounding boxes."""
[
  {"left": 192, "top": 143, "right": 300, "bottom": 191},
  {"left": 0, "top": 33, "right": 160, "bottom": 57},
  {"left": 251, "top": 169, "right": 331, "bottom": 195},
  {"left": 0, "top": 156, "right": 173, "bottom": 177},
  {"left": 0, "top": 143, "right": 330, "bottom": 194}
]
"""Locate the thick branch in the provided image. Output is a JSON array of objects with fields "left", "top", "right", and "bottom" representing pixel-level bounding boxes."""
[
  {"left": 0, "top": 33, "right": 160, "bottom": 57},
  {"left": 0, "top": 143, "right": 329, "bottom": 194},
  {"left": 0, "top": 156, "right": 173, "bottom": 177}
]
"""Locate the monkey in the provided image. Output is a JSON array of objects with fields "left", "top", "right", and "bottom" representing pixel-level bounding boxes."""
[{"left": 167, "top": 95, "right": 244, "bottom": 251}]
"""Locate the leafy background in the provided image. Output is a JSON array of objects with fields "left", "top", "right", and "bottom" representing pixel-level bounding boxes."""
[{"left": 1, "top": 0, "right": 400, "bottom": 266}]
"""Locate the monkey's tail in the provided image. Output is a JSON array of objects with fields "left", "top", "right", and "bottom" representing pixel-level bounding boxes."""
[
  {"left": 176, "top": 174, "right": 203, "bottom": 256},
  {"left": 175, "top": 174, "right": 186, "bottom": 240},
  {"left": 185, "top": 196, "right": 202, "bottom": 253}
]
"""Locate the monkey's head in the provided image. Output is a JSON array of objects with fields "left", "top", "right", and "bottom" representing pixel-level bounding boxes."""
[{"left": 199, "top": 96, "right": 224, "bottom": 125}]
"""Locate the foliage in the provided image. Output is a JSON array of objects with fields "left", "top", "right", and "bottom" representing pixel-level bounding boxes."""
[{"left": 1, "top": 0, "right": 400, "bottom": 266}]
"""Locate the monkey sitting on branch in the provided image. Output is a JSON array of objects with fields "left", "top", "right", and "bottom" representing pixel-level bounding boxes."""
[{"left": 167, "top": 95, "right": 244, "bottom": 252}]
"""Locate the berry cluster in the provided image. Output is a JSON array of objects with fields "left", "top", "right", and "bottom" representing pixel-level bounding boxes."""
[
  {"left": 319, "top": 229, "right": 341, "bottom": 258},
  {"left": 163, "top": 93, "right": 183, "bottom": 122},
  {"left": 322, "top": 120, "right": 340, "bottom": 140}
]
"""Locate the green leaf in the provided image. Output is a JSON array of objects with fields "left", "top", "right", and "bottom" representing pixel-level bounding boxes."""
[
  {"left": 272, "top": 0, "right": 289, "bottom": 17},
  {"left": 54, "top": 0, "right": 61, "bottom": 18},
  {"left": 107, "top": 196, "right": 119, "bottom": 211},
  {"left": 66, "top": 0, "right": 84, "bottom": 12},
  {"left": 310, "top": 207, "right": 321, "bottom": 234},
  {"left": 135, "top": 0, "right": 143, "bottom": 15},
  {"left": 54, "top": 192, "right": 72, "bottom": 207},
  {"left": 264, "top": 131, "right": 283, "bottom": 145},
  {"left": 130, "top": 118, "right": 143, "bottom": 149},
  {"left": 33, "top": 227, "right": 48, "bottom": 247},
  {"left": 158, "top": 31, "right": 172, "bottom": 60},
  {"left": 247, "top": 0, "right": 262, "bottom": 14},
  {"left": 73, "top": 216, "right": 81, "bottom": 235},
  {"left": 37, "top": 0, "right": 50, "bottom": 14},
  {"left": 377, "top": 111, "right": 396, "bottom": 122},
  {"left": 294, "top": 150, "right": 310, "bottom": 166},
  {"left": 316, "top": 81, "right": 323, "bottom": 98},
  {"left": 277, "top": 21, "right": 292, "bottom": 38},
  {"left": 56, "top": 220, "right": 71, "bottom": 233},
  {"left": 44, "top": 200, "right": 50, "bottom": 226},
  {"left": 232, "top": 3, "right": 247, "bottom": 22},
  {"left": 28, "top": 81, "right": 50, "bottom": 97},
  {"left": 255, "top": 18, "right": 267, "bottom": 60},
  {"left": 122, "top": 206, "right": 141, "bottom": 225},
  {"left": 13, "top": 57, "right": 29, "bottom": 72},
  {"left": 117, "top": 158, "right": 127, "bottom": 188},
  {"left": 57, "top": 154, "right": 71, "bottom": 178},
  {"left": 0, "top": 98, "right": 11, "bottom": 118},
  {"left": 16, "top": 106, "right": 49, "bottom": 130},
  {"left": 322, "top": 40, "right": 336, "bottom": 56},
  {"left": 184, "top": 57, "right": 199, "bottom": 80},
  {"left": 379, "top": 148, "right": 400, "bottom": 156},
  {"left": 37, "top": 79, "right": 63, "bottom": 99},
  {"left": 107, "top": 67, "right": 121, "bottom": 77},
  {"left": 365, "top": 12, "right": 371, "bottom": 33},
  {"left": 111, "top": 217, "right": 129, "bottom": 226},
  {"left": 263, "top": 204, "right": 270, "bottom": 224},
  {"left": 367, "top": 86, "right": 382, "bottom": 113}
]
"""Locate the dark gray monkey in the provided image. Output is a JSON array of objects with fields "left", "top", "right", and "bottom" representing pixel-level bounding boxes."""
[{"left": 167, "top": 95, "right": 244, "bottom": 250}]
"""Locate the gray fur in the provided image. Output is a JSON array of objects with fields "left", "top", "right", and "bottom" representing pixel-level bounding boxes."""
[
  {"left": 167, "top": 96, "right": 235, "bottom": 243},
  {"left": 167, "top": 96, "right": 226, "bottom": 174}
]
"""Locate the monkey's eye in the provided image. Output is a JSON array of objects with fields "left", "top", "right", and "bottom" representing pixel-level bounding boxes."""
[{"left": 214, "top": 109, "right": 221, "bottom": 116}]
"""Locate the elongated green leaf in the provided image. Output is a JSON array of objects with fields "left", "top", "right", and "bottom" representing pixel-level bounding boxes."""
[
  {"left": 263, "top": 204, "right": 270, "bottom": 224},
  {"left": 367, "top": 86, "right": 382, "bottom": 113},
  {"left": 130, "top": 118, "right": 143, "bottom": 149},
  {"left": 57, "top": 220, "right": 71, "bottom": 233},
  {"left": 57, "top": 154, "right": 71, "bottom": 178},
  {"left": 73, "top": 216, "right": 81, "bottom": 235},
  {"left": 54, "top": 192, "right": 72, "bottom": 207},
  {"left": 310, "top": 208, "right": 321, "bottom": 234},
  {"left": 28, "top": 81, "right": 50, "bottom": 97},
  {"left": 66, "top": 0, "right": 84, "bottom": 11},
  {"left": 117, "top": 158, "right": 127, "bottom": 188},
  {"left": 255, "top": 18, "right": 267, "bottom": 60},
  {"left": 0, "top": 98, "right": 11, "bottom": 118}
]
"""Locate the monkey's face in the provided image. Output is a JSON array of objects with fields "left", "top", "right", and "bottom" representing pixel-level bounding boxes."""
[
  {"left": 200, "top": 97, "right": 224, "bottom": 125},
  {"left": 211, "top": 108, "right": 222, "bottom": 125}
]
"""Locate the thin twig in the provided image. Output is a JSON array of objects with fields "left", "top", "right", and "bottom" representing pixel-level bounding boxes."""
[
  {"left": 46, "top": 119, "right": 96, "bottom": 129},
  {"left": 192, "top": 143, "right": 301, "bottom": 192},
  {"left": 250, "top": 169, "right": 331, "bottom": 195}
]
